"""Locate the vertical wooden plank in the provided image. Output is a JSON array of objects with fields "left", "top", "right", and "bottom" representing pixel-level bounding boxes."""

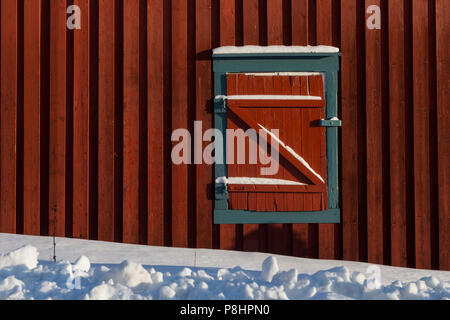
[
  {"left": 147, "top": 0, "right": 165, "bottom": 246},
  {"left": 232, "top": 74, "right": 246, "bottom": 251},
  {"left": 267, "top": 0, "right": 283, "bottom": 45},
  {"left": 316, "top": 0, "right": 336, "bottom": 260},
  {"left": 123, "top": 0, "right": 140, "bottom": 244},
  {"left": 276, "top": 76, "right": 293, "bottom": 255},
  {"left": 243, "top": 0, "right": 258, "bottom": 45},
  {"left": 291, "top": 0, "right": 308, "bottom": 45},
  {"left": 388, "top": 0, "right": 408, "bottom": 267},
  {"left": 248, "top": 193, "right": 257, "bottom": 211},
  {"left": 309, "top": 77, "right": 328, "bottom": 200},
  {"left": 266, "top": 0, "right": 287, "bottom": 255},
  {"left": 436, "top": 0, "right": 450, "bottom": 271},
  {"left": 0, "top": 0, "right": 18, "bottom": 234},
  {"left": 220, "top": 0, "right": 235, "bottom": 46},
  {"left": 291, "top": 4, "right": 310, "bottom": 257},
  {"left": 313, "top": 193, "right": 322, "bottom": 211},
  {"left": 316, "top": 0, "right": 332, "bottom": 43},
  {"left": 23, "top": 0, "right": 41, "bottom": 235},
  {"left": 49, "top": 0, "right": 67, "bottom": 237},
  {"left": 98, "top": 0, "right": 116, "bottom": 241},
  {"left": 72, "top": 0, "right": 90, "bottom": 239},
  {"left": 242, "top": 1, "right": 260, "bottom": 250},
  {"left": 365, "top": 0, "right": 384, "bottom": 264},
  {"left": 340, "top": 0, "right": 360, "bottom": 262},
  {"left": 240, "top": 192, "right": 248, "bottom": 211},
  {"left": 219, "top": 1, "right": 237, "bottom": 250},
  {"left": 172, "top": 0, "right": 189, "bottom": 247},
  {"left": 412, "top": 0, "right": 432, "bottom": 269},
  {"left": 195, "top": 0, "right": 213, "bottom": 248},
  {"left": 281, "top": 78, "right": 291, "bottom": 213},
  {"left": 265, "top": 78, "right": 284, "bottom": 255}
]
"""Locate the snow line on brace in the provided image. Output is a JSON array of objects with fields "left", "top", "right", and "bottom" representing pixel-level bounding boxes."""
[
  {"left": 257, "top": 124, "right": 325, "bottom": 184},
  {"left": 215, "top": 177, "right": 307, "bottom": 186},
  {"left": 225, "top": 95, "right": 322, "bottom": 101},
  {"left": 243, "top": 72, "right": 323, "bottom": 76}
]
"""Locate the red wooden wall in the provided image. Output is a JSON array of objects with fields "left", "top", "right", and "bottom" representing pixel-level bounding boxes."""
[{"left": 0, "top": 0, "right": 448, "bottom": 270}]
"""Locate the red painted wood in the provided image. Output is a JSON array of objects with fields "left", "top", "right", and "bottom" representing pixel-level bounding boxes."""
[
  {"left": 229, "top": 189, "right": 323, "bottom": 212},
  {"left": 98, "top": 0, "right": 116, "bottom": 242},
  {"left": 292, "top": 197, "right": 308, "bottom": 255},
  {"left": 316, "top": 0, "right": 337, "bottom": 260},
  {"left": 267, "top": 0, "right": 283, "bottom": 45},
  {"left": 290, "top": 6, "right": 310, "bottom": 255},
  {"left": 309, "top": 76, "right": 326, "bottom": 210},
  {"left": 309, "top": 75, "right": 328, "bottom": 207},
  {"left": 220, "top": 0, "right": 235, "bottom": 46},
  {"left": 240, "top": 17, "right": 261, "bottom": 251},
  {"left": 229, "top": 74, "right": 248, "bottom": 217},
  {"left": 73, "top": 0, "right": 90, "bottom": 239},
  {"left": 23, "top": 0, "right": 41, "bottom": 235},
  {"left": 412, "top": 0, "right": 432, "bottom": 269},
  {"left": 388, "top": 0, "right": 408, "bottom": 267},
  {"left": 340, "top": 0, "right": 360, "bottom": 262},
  {"left": 291, "top": 0, "right": 309, "bottom": 46},
  {"left": 308, "top": 76, "right": 323, "bottom": 99},
  {"left": 147, "top": 0, "right": 165, "bottom": 246},
  {"left": 49, "top": 0, "right": 67, "bottom": 237},
  {"left": 228, "top": 105, "right": 324, "bottom": 186},
  {"left": 196, "top": 0, "right": 213, "bottom": 249},
  {"left": 229, "top": 74, "right": 323, "bottom": 189},
  {"left": 304, "top": 192, "right": 316, "bottom": 258},
  {"left": 316, "top": 0, "right": 333, "bottom": 44},
  {"left": 219, "top": 5, "right": 239, "bottom": 251},
  {"left": 262, "top": 77, "right": 284, "bottom": 254},
  {"left": 247, "top": 193, "right": 257, "bottom": 210},
  {"left": 228, "top": 74, "right": 326, "bottom": 255},
  {"left": 301, "top": 76, "right": 319, "bottom": 257},
  {"left": 123, "top": 0, "right": 141, "bottom": 244},
  {"left": 365, "top": 0, "right": 384, "bottom": 265},
  {"left": 243, "top": 0, "right": 258, "bottom": 45},
  {"left": 256, "top": 89, "right": 268, "bottom": 253},
  {"left": 436, "top": 0, "right": 450, "bottom": 271},
  {"left": 282, "top": 84, "right": 300, "bottom": 251},
  {"left": 277, "top": 76, "right": 293, "bottom": 255},
  {"left": 0, "top": 0, "right": 18, "bottom": 234}
]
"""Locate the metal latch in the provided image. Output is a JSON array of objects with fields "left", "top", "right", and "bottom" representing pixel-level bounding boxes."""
[{"left": 315, "top": 118, "right": 342, "bottom": 127}]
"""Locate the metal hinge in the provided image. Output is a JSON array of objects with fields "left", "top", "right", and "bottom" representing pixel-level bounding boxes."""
[
  {"left": 214, "top": 96, "right": 227, "bottom": 114},
  {"left": 215, "top": 182, "right": 228, "bottom": 200}
]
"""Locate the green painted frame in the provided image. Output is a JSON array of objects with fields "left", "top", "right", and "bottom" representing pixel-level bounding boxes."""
[{"left": 212, "top": 51, "right": 341, "bottom": 224}]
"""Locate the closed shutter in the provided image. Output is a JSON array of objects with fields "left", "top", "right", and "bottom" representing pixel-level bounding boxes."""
[{"left": 224, "top": 74, "right": 328, "bottom": 212}]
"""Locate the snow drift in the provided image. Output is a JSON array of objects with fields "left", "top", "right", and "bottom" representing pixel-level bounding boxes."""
[{"left": 0, "top": 244, "right": 448, "bottom": 300}]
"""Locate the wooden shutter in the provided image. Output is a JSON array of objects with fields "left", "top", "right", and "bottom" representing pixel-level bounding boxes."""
[{"left": 225, "top": 74, "right": 328, "bottom": 212}]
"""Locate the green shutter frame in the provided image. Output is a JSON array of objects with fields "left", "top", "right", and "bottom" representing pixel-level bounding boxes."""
[{"left": 213, "top": 52, "right": 341, "bottom": 224}]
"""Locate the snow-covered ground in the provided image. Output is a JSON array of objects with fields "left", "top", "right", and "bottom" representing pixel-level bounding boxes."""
[{"left": 0, "top": 233, "right": 448, "bottom": 300}]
